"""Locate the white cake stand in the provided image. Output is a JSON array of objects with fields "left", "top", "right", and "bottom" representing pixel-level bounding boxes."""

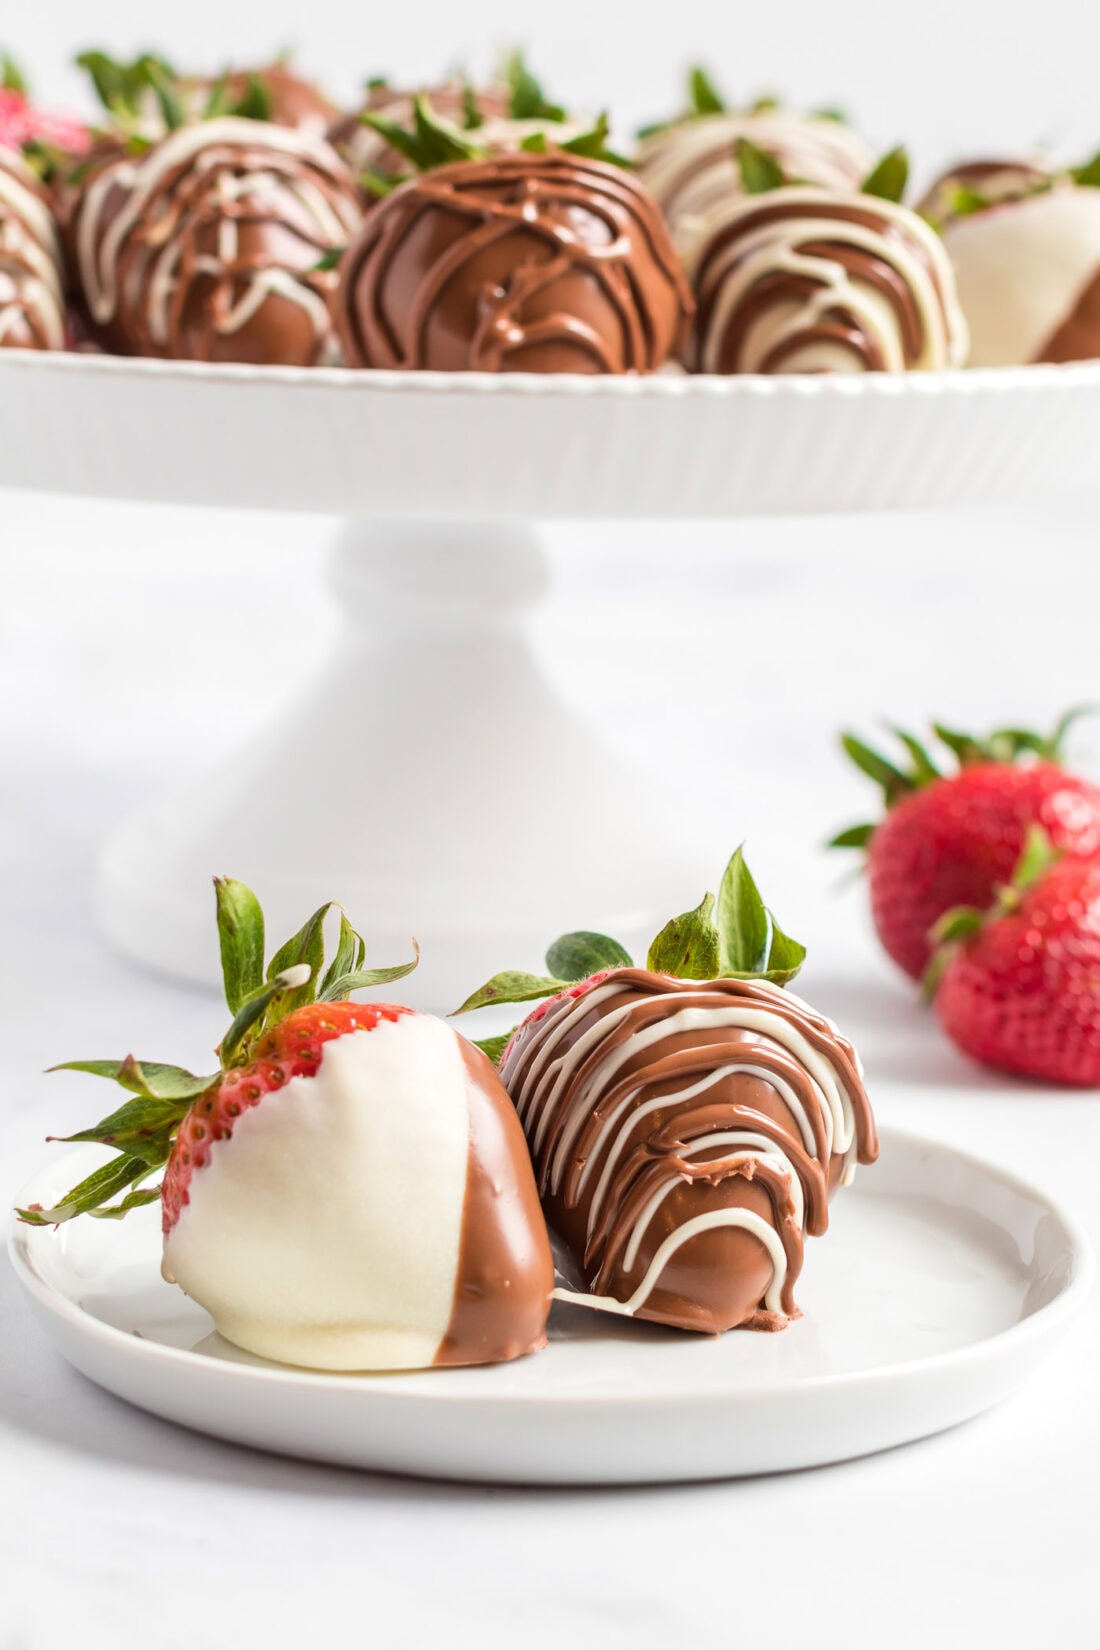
[{"left": 4, "top": 349, "right": 1100, "bottom": 1006}]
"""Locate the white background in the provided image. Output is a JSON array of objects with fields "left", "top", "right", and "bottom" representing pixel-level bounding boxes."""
[{"left": 4, "top": 4, "right": 1100, "bottom": 1648}]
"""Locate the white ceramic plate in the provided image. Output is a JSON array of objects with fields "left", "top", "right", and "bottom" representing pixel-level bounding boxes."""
[
  {"left": 2, "top": 349, "right": 1100, "bottom": 516},
  {"left": 9, "top": 1126, "right": 1091, "bottom": 1485}
]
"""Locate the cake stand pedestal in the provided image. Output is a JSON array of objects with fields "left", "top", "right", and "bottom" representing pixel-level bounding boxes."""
[
  {"left": 95, "top": 517, "right": 701, "bottom": 1006},
  {"left": 4, "top": 352, "right": 1100, "bottom": 1007}
]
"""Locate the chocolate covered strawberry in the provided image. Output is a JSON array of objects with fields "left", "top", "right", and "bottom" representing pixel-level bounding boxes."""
[
  {"left": 19, "top": 880, "right": 554, "bottom": 1371},
  {"left": 454, "top": 849, "right": 877, "bottom": 1337},
  {"left": 928, "top": 828, "right": 1100, "bottom": 1085},
  {"left": 832, "top": 712, "right": 1100, "bottom": 979}
]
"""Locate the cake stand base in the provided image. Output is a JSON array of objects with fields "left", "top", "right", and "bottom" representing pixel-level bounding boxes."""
[{"left": 95, "top": 519, "right": 704, "bottom": 1010}]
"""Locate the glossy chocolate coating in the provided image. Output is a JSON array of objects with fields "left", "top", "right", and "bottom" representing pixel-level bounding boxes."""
[
  {"left": 684, "top": 185, "right": 968, "bottom": 373},
  {"left": 0, "top": 149, "right": 66, "bottom": 350},
  {"left": 499, "top": 970, "right": 877, "bottom": 1334},
  {"left": 66, "top": 118, "right": 362, "bottom": 364},
  {"left": 335, "top": 150, "right": 692, "bottom": 373},
  {"left": 436, "top": 1039, "right": 556, "bottom": 1366}
]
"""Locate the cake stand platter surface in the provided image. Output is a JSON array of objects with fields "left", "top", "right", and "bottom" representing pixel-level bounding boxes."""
[
  {"left": 4, "top": 350, "right": 1100, "bottom": 1007},
  {"left": 9, "top": 1127, "right": 1092, "bottom": 1486}
]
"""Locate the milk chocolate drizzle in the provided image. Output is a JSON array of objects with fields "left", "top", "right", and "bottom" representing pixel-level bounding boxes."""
[
  {"left": 336, "top": 151, "right": 692, "bottom": 373},
  {"left": 69, "top": 117, "right": 361, "bottom": 363},
  {"left": 684, "top": 185, "right": 968, "bottom": 374},
  {"left": 499, "top": 970, "right": 877, "bottom": 1333},
  {"left": 0, "top": 150, "right": 66, "bottom": 350}
]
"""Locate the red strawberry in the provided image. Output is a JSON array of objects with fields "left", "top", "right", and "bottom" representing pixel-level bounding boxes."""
[
  {"left": 0, "top": 59, "right": 88, "bottom": 159},
  {"left": 832, "top": 712, "right": 1100, "bottom": 980},
  {"left": 18, "top": 880, "right": 417, "bottom": 1227},
  {"left": 929, "top": 828, "right": 1100, "bottom": 1085}
]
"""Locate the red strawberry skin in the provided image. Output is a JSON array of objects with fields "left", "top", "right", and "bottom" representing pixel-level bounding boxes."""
[
  {"left": 935, "top": 856, "right": 1100, "bottom": 1085},
  {"left": 868, "top": 763, "right": 1100, "bottom": 979},
  {"left": 161, "top": 1000, "right": 411, "bottom": 1233}
]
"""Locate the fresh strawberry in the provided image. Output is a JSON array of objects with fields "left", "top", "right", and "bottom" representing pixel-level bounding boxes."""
[
  {"left": 832, "top": 711, "right": 1100, "bottom": 980},
  {"left": 18, "top": 880, "right": 417, "bottom": 1227},
  {"left": 928, "top": 827, "right": 1100, "bottom": 1085}
]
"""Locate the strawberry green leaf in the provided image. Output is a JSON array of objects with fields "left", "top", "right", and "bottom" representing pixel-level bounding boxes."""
[
  {"left": 1073, "top": 150, "right": 1100, "bottom": 189},
  {"left": 929, "top": 905, "right": 985, "bottom": 946},
  {"left": 929, "top": 722, "right": 984, "bottom": 765},
  {"left": 229, "top": 71, "right": 273, "bottom": 122},
  {"left": 828, "top": 822, "right": 875, "bottom": 850},
  {"left": 689, "top": 66, "right": 725, "bottom": 116},
  {"left": 736, "top": 136, "right": 785, "bottom": 194},
  {"left": 862, "top": 146, "right": 909, "bottom": 202},
  {"left": 1011, "top": 823, "right": 1062, "bottom": 893},
  {"left": 1044, "top": 703, "right": 1096, "bottom": 759},
  {"left": 359, "top": 173, "right": 398, "bottom": 200},
  {"left": 89, "top": 1184, "right": 163, "bottom": 1220},
  {"left": 716, "top": 847, "right": 768, "bottom": 974},
  {"left": 360, "top": 95, "right": 484, "bottom": 171},
  {"left": 560, "top": 115, "right": 632, "bottom": 169},
  {"left": 215, "top": 876, "right": 266, "bottom": 1014},
  {"left": 220, "top": 965, "right": 313, "bottom": 1065},
  {"left": 472, "top": 1032, "right": 514, "bottom": 1066},
  {"left": 203, "top": 71, "right": 232, "bottom": 119},
  {"left": 1, "top": 53, "right": 27, "bottom": 94},
  {"left": 756, "top": 917, "right": 807, "bottom": 986},
  {"left": 544, "top": 931, "right": 632, "bottom": 982},
  {"left": 318, "top": 943, "right": 420, "bottom": 1002},
  {"left": 17, "top": 1152, "right": 152, "bottom": 1225},
  {"left": 452, "top": 972, "right": 569, "bottom": 1017},
  {"left": 462, "top": 81, "right": 483, "bottom": 130},
  {"left": 504, "top": 51, "right": 566, "bottom": 122},
  {"left": 750, "top": 94, "right": 780, "bottom": 113},
  {"left": 840, "top": 733, "right": 914, "bottom": 802},
  {"left": 48, "top": 1056, "right": 214, "bottom": 1102},
  {"left": 647, "top": 892, "right": 722, "bottom": 980},
  {"left": 888, "top": 727, "right": 941, "bottom": 785},
  {"left": 52, "top": 1092, "right": 194, "bottom": 1153},
  {"left": 812, "top": 106, "right": 848, "bottom": 124},
  {"left": 319, "top": 910, "right": 365, "bottom": 998},
  {"left": 138, "top": 54, "right": 185, "bottom": 131}
]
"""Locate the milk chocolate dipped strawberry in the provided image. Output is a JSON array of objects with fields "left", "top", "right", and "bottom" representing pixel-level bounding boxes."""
[
  {"left": 19, "top": 881, "right": 554, "bottom": 1371},
  {"left": 456, "top": 849, "right": 877, "bottom": 1335},
  {"left": 637, "top": 68, "right": 874, "bottom": 249},
  {"left": 0, "top": 146, "right": 66, "bottom": 350},
  {"left": 64, "top": 112, "right": 362, "bottom": 363},
  {"left": 334, "top": 100, "right": 689, "bottom": 373},
  {"left": 682, "top": 143, "right": 968, "bottom": 373},
  {"left": 936, "top": 155, "right": 1100, "bottom": 366}
]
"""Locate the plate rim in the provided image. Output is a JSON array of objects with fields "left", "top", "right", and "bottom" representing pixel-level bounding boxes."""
[
  {"left": 3, "top": 345, "right": 1100, "bottom": 400},
  {"left": 8, "top": 1124, "right": 1094, "bottom": 1409}
]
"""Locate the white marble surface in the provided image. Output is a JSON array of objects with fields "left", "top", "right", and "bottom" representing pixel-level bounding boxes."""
[{"left": 2, "top": 492, "right": 1099, "bottom": 1647}]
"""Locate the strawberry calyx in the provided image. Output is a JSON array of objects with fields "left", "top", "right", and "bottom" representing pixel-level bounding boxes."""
[
  {"left": 830, "top": 706, "right": 1095, "bottom": 850},
  {"left": 452, "top": 846, "right": 806, "bottom": 1064},
  {"left": 920, "top": 824, "right": 1063, "bottom": 999},
  {"left": 357, "top": 95, "right": 626, "bottom": 198},
  {"left": 75, "top": 48, "right": 285, "bottom": 138},
  {"left": 0, "top": 55, "right": 90, "bottom": 172},
  {"left": 17, "top": 878, "right": 418, "bottom": 1226}
]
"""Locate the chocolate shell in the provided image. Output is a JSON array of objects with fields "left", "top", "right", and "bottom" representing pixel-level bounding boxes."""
[
  {"left": 682, "top": 184, "right": 969, "bottom": 373},
  {"left": 498, "top": 970, "right": 878, "bottom": 1333},
  {"left": 0, "top": 149, "right": 66, "bottom": 349},
  {"left": 335, "top": 150, "right": 692, "bottom": 373},
  {"left": 638, "top": 110, "right": 873, "bottom": 247},
  {"left": 66, "top": 117, "right": 362, "bottom": 364},
  {"left": 941, "top": 181, "right": 1100, "bottom": 366}
]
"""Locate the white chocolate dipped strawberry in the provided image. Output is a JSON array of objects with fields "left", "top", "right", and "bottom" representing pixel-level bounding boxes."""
[
  {"left": 936, "top": 154, "right": 1100, "bottom": 366},
  {"left": 20, "top": 881, "right": 554, "bottom": 1371}
]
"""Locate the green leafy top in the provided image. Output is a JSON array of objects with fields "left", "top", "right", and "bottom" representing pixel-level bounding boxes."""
[
  {"left": 922, "top": 823, "right": 1062, "bottom": 996},
  {"left": 452, "top": 846, "right": 806, "bottom": 1063},
  {"left": 75, "top": 49, "right": 278, "bottom": 133},
  {"left": 17, "top": 879, "right": 418, "bottom": 1226},
  {"left": 861, "top": 146, "right": 909, "bottom": 203},
  {"left": 639, "top": 72, "right": 853, "bottom": 141},
  {"left": 829, "top": 707, "right": 1094, "bottom": 851},
  {"left": 1, "top": 52, "right": 27, "bottom": 94},
  {"left": 503, "top": 50, "right": 566, "bottom": 123},
  {"left": 359, "top": 94, "right": 627, "bottom": 191}
]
